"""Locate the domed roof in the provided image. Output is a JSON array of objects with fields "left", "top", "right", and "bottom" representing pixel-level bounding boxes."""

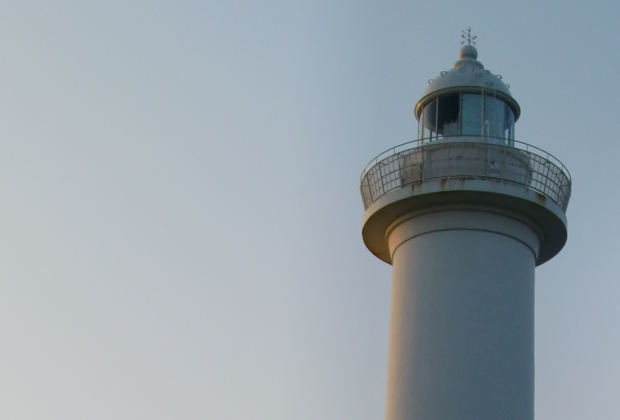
[{"left": 415, "top": 45, "right": 520, "bottom": 120}]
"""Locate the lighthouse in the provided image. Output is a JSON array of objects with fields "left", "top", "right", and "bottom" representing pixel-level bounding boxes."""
[{"left": 360, "top": 33, "right": 571, "bottom": 420}]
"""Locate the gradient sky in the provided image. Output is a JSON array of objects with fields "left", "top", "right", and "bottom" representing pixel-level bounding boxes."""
[{"left": 0, "top": 1, "right": 618, "bottom": 419}]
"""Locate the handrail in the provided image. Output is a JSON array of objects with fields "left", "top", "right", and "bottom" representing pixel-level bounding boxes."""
[
  {"left": 360, "top": 137, "right": 572, "bottom": 184},
  {"left": 360, "top": 138, "right": 572, "bottom": 212}
]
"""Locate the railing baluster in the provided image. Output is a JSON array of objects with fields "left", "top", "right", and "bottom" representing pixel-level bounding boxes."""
[{"left": 360, "top": 137, "right": 571, "bottom": 212}]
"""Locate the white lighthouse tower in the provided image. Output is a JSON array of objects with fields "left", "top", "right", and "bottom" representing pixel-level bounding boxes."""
[{"left": 360, "top": 33, "right": 571, "bottom": 420}]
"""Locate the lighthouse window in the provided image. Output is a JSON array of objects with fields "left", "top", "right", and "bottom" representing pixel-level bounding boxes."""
[
  {"left": 437, "top": 95, "right": 460, "bottom": 137},
  {"left": 504, "top": 104, "right": 515, "bottom": 143},
  {"left": 421, "top": 99, "right": 437, "bottom": 141},
  {"left": 484, "top": 96, "right": 505, "bottom": 140},
  {"left": 420, "top": 95, "right": 460, "bottom": 141},
  {"left": 461, "top": 93, "right": 483, "bottom": 136},
  {"left": 418, "top": 92, "right": 516, "bottom": 142}
]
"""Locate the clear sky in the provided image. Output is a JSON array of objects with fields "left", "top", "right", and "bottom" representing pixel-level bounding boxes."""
[{"left": 0, "top": 1, "right": 618, "bottom": 419}]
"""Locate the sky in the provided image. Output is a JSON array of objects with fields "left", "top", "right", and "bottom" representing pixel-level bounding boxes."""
[{"left": 0, "top": 1, "right": 618, "bottom": 419}]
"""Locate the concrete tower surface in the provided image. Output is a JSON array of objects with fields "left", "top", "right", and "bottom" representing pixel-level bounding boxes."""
[{"left": 360, "top": 41, "right": 571, "bottom": 420}]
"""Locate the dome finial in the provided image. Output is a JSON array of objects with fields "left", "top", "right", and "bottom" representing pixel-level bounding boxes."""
[
  {"left": 459, "top": 28, "right": 478, "bottom": 61},
  {"left": 461, "top": 27, "right": 477, "bottom": 45}
]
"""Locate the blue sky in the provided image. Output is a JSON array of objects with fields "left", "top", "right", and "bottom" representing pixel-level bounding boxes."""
[{"left": 0, "top": 1, "right": 618, "bottom": 419}]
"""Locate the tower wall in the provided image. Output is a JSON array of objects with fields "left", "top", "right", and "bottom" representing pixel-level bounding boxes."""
[{"left": 384, "top": 208, "right": 539, "bottom": 420}]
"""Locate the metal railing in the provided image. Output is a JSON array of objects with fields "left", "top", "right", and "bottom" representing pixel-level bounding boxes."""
[{"left": 360, "top": 137, "right": 572, "bottom": 212}]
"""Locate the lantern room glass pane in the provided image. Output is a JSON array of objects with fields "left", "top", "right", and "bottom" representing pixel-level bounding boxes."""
[
  {"left": 504, "top": 104, "right": 515, "bottom": 144},
  {"left": 418, "top": 107, "right": 424, "bottom": 139},
  {"left": 422, "top": 99, "right": 437, "bottom": 141},
  {"left": 484, "top": 96, "right": 504, "bottom": 140},
  {"left": 419, "top": 93, "right": 516, "bottom": 143},
  {"left": 437, "top": 94, "right": 460, "bottom": 138},
  {"left": 461, "top": 93, "right": 483, "bottom": 136}
]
